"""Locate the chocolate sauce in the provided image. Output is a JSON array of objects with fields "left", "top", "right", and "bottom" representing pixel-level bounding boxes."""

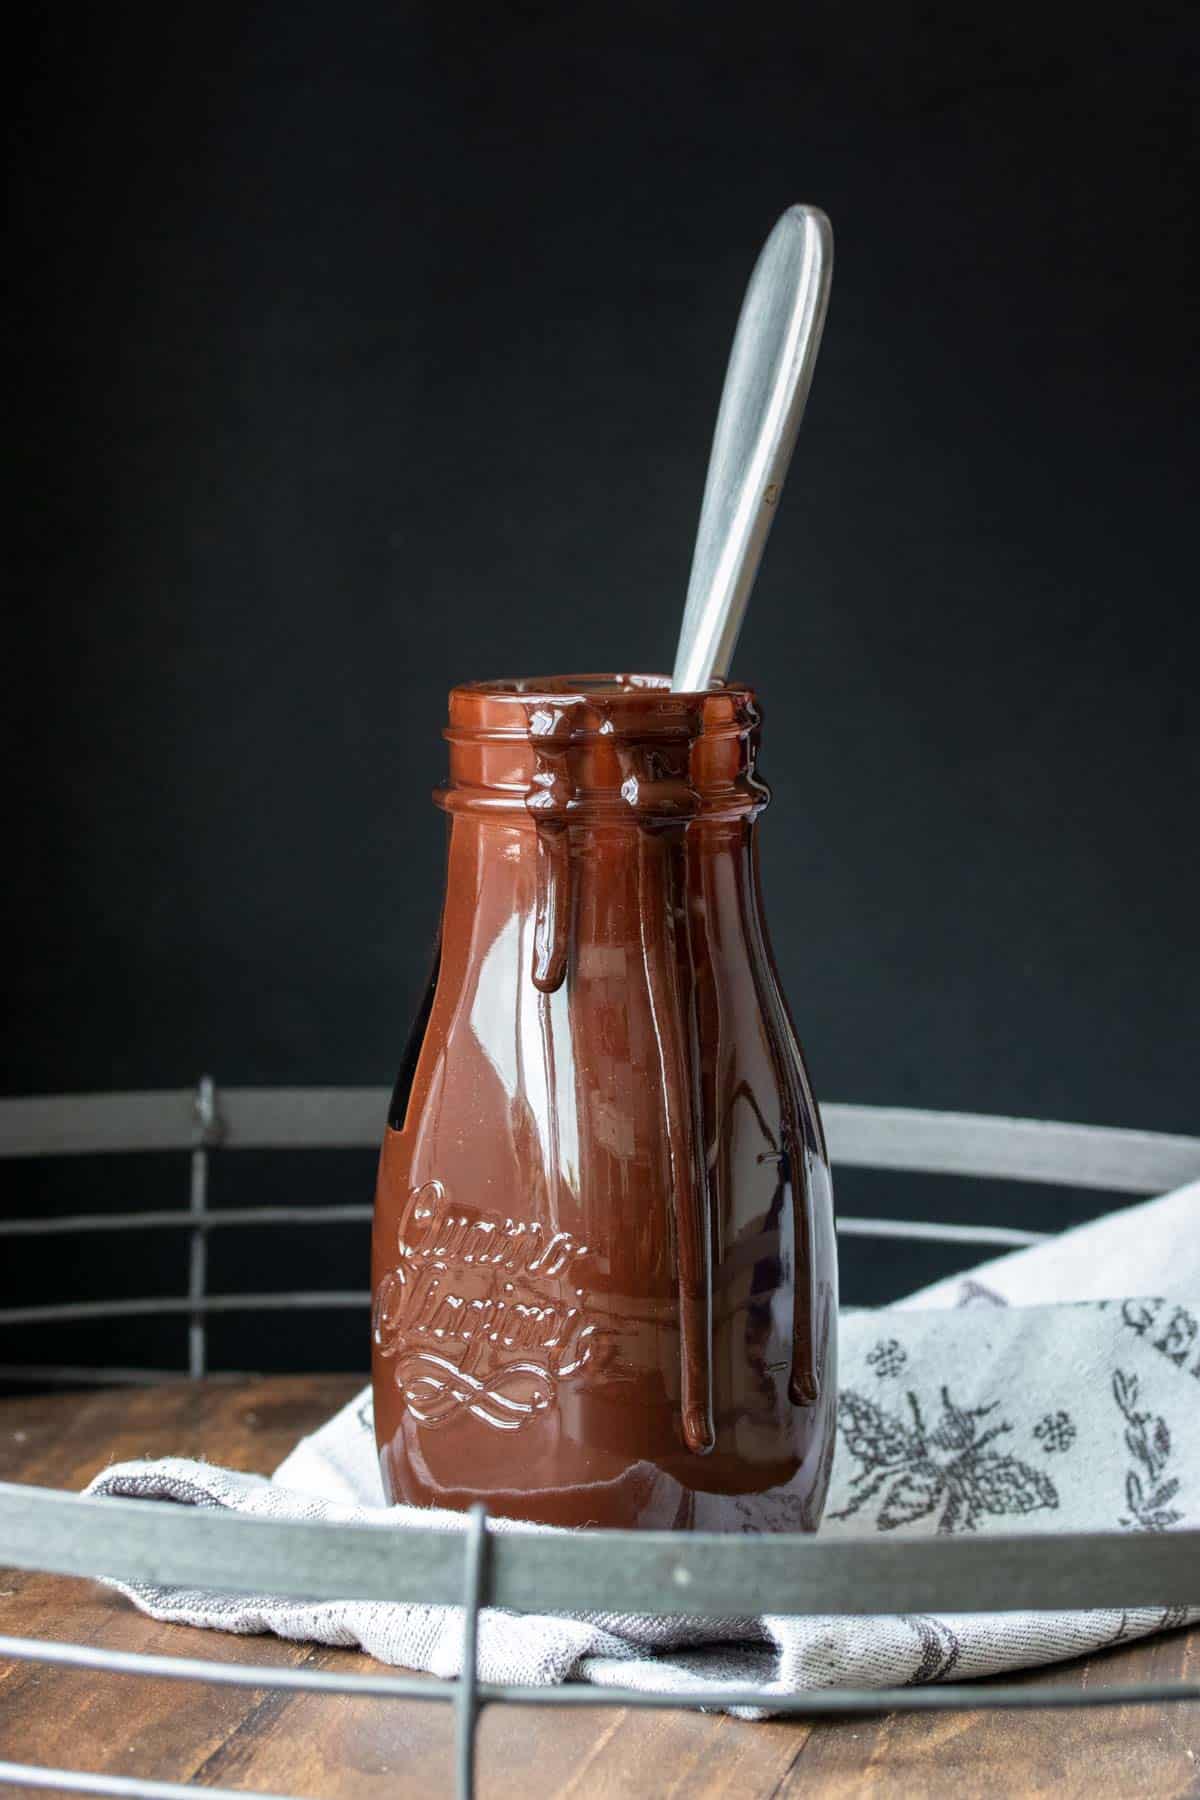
[
  {"left": 524, "top": 701, "right": 578, "bottom": 995},
  {"left": 609, "top": 710, "right": 715, "bottom": 1456},
  {"left": 372, "top": 674, "right": 838, "bottom": 1531}
]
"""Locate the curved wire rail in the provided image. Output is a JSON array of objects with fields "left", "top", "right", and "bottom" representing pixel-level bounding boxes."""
[
  {"left": 4, "top": 1085, "right": 1198, "bottom": 1187},
  {"left": 3, "top": 1082, "right": 1197, "bottom": 1380}
]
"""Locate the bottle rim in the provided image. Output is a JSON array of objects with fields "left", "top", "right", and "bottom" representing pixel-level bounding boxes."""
[{"left": 445, "top": 673, "right": 759, "bottom": 744}]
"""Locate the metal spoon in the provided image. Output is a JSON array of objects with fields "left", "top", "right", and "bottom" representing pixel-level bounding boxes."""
[{"left": 671, "top": 204, "right": 833, "bottom": 692}]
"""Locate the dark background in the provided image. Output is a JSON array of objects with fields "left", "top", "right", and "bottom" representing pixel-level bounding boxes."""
[{"left": 6, "top": 3, "right": 1198, "bottom": 1382}]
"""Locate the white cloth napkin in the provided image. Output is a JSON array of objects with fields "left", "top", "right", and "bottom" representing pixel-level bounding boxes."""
[{"left": 87, "top": 1180, "right": 1200, "bottom": 1706}]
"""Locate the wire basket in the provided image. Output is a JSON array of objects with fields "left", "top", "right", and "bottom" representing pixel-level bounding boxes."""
[{"left": 2, "top": 1084, "right": 1198, "bottom": 1800}]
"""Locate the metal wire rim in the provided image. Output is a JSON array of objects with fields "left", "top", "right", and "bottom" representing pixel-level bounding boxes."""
[{"left": 3, "top": 1480, "right": 1198, "bottom": 1617}]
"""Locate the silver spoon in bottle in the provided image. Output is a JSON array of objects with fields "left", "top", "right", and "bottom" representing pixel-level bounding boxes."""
[{"left": 671, "top": 204, "right": 833, "bottom": 692}]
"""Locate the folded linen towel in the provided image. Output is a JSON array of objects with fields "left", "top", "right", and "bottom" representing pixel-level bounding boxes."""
[{"left": 88, "top": 1178, "right": 1200, "bottom": 1704}]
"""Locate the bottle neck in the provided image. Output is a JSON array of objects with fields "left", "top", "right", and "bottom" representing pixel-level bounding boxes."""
[{"left": 437, "top": 679, "right": 769, "bottom": 826}]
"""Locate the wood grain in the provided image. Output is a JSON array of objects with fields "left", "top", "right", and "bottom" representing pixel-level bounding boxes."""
[{"left": 0, "top": 1378, "right": 1195, "bottom": 1798}]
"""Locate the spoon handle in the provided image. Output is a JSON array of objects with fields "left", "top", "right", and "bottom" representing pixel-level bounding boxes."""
[{"left": 671, "top": 205, "right": 833, "bottom": 693}]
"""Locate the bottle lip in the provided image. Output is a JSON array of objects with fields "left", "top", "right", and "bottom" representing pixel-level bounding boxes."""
[
  {"left": 446, "top": 672, "right": 759, "bottom": 743},
  {"left": 452, "top": 671, "right": 748, "bottom": 702}
]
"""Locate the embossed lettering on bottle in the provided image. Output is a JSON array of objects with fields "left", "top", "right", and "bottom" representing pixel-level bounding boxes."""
[{"left": 373, "top": 1180, "right": 613, "bottom": 1431}]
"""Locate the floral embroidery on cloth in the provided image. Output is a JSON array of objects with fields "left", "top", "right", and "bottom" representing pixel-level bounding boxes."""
[{"left": 830, "top": 1385, "right": 1060, "bottom": 1532}]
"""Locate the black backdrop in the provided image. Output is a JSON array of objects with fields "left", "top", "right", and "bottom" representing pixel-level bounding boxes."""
[{"left": 6, "top": 3, "right": 1198, "bottom": 1378}]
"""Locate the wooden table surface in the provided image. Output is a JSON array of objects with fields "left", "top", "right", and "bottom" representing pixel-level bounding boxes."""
[{"left": 0, "top": 1376, "right": 1196, "bottom": 1798}]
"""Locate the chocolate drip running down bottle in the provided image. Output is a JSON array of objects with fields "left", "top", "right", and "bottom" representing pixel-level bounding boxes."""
[{"left": 372, "top": 674, "right": 837, "bottom": 1531}]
